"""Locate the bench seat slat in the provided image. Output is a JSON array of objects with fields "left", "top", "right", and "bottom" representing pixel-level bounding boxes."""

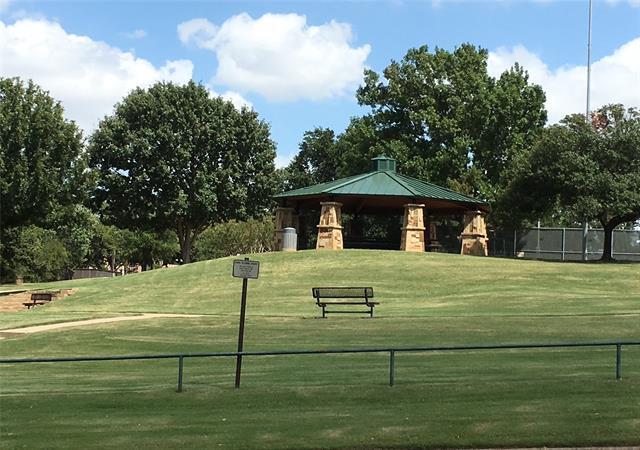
[
  {"left": 312, "top": 286, "right": 377, "bottom": 318},
  {"left": 317, "top": 301, "right": 379, "bottom": 306}
]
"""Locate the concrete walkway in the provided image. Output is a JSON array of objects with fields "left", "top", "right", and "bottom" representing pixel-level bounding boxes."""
[{"left": 0, "top": 313, "right": 203, "bottom": 339}]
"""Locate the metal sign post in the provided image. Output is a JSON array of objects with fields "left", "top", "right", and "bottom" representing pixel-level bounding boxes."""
[{"left": 232, "top": 257, "right": 259, "bottom": 388}]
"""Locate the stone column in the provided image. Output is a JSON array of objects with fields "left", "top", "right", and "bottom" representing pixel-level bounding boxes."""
[
  {"left": 460, "top": 211, "right": 489, "bottom": 256},
  {"left": 316, "top": 202, "right": 343, "bottom": 250},
  {"left": 273, "top": 207, "right": 298, "bottom": 251},
  {"left": 400, "top": 204, "right": 425, "bottom": 252}
]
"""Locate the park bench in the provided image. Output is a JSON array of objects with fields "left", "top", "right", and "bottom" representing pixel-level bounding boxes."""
[
  {"left": 312, "top": 287, "right": 378, "bottom": 318},
  {"left": 23, "top": 292, "right": 53, "bottom": 309}
]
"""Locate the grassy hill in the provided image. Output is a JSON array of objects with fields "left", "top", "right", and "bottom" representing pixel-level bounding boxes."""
[{"left": 1, "top": 250, "right": 640, "bottom": 449}]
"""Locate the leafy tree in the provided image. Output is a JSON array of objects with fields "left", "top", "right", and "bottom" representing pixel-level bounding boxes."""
[
  {"left": 499, "top": 104, "right": 640, "bottom": 261},
  {"left": 88, "top": 81, "right": 277, "bottom": 263},
  {"left": 49, "top": 204, "right": 101, "bottom": 269},
  {"left": 4, "top": 226, "right": 69, "bottom": 282},
  {"left": 0, "top": 77, "right": 86, "bottom": 281},
  {"left": 0, "top": 77, "right": 86, "bottom": 228},
  {"left": 283, "top": 45, "right": 546, "bottom": 207},
  {"left": 356, "top": 44, "right": 546, "bottom": 197},
  {"left": 283, "top": 128, "right": 338, "bottom": 190}
]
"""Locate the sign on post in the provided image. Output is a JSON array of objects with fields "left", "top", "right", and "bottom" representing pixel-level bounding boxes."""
[
  {"left": 232, "top": 259, "right": 260, "bottom": 279},
  {"left": 233, "top": 258, "right": 259, "bottom": 388}
]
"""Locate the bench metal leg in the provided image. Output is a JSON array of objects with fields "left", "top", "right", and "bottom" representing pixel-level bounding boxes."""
[{"left": 322, "top": 306, "right": 326, "bottom": 318}]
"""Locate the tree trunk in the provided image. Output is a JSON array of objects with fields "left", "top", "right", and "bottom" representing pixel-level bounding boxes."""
[
  {"left": 601, "top": 223, "right": 614, "bottom": 262},
  {"left": 177, "top": 221, "right": 206, "bottom": 264},
  {"left": 181, "top": 234, "right": 193, "bottom": 264}
]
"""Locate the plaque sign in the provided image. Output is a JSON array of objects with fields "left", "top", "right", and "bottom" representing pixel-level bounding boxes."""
[{"left": 232, "top": 259, "right": 260, "bottom": 279}]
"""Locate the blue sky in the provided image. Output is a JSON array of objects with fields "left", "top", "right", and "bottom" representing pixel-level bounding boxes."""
[{"left": 1, "top": 1, "right": 639, "bottom": 166}]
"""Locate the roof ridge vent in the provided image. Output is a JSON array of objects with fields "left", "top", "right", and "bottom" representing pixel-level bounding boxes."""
[{"left": 371, "top": 155, "right": 396, "bottom": 172}]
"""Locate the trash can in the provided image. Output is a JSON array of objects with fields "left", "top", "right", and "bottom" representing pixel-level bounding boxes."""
[{"left": 282, "top": 227, "right": 297, "bottom": 252}]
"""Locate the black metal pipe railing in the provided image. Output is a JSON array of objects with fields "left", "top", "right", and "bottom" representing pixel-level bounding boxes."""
[{"left": 1, "top": 340, "right": 638, "bottom": 391}]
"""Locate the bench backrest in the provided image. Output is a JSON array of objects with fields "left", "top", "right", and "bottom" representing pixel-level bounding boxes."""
[
  {"left": 312, "top": 287, "right": 374, "bottom": 299},
  {"left": 31, "top": 292, "right": 53, "bottom": 301}
]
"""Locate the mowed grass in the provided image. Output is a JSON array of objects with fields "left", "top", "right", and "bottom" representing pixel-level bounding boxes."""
[{"left": 1, "top": 250, "right": 640, "bottom": 449}]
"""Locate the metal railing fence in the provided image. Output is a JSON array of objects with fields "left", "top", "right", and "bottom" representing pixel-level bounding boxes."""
[
  {"left": 2, "top": 340, "right": 639, "bottom": 392},
  {"left": 489, "top": 227, "right": 640, "bottom": 261}
]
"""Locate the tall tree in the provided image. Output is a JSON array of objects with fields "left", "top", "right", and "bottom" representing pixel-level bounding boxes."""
[
  {"left": 0, "top": 77, "right": 85, "bottom": 228},
  {"left": 0, "top": 77, "right": 86, "bottom": 281},
  {"left": 283, "top": 44, "right": 547, "bottom": 205},
  {"left": 356, "top": 44, "right": 546, "bottom": 199},
  {"left": 499, "top": 104, "right": 640, "bottom": 261},
  {"left": 284, "top": 128, "right": 338, "bottom": 190},
  {"left": 88, "top": 81, "right": 277, "bottom": 263}
]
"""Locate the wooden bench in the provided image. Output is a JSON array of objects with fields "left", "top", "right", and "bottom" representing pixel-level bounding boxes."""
[
  {"left": 23, "top": 292, "right": 53, "bottom": 309},
  {"left": 312, "top": 287, "right": 378, "bottom": 318}
]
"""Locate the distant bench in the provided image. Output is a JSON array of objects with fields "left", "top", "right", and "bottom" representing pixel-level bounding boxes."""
[
  {"left": 312, "top": 287, "right": 378, "bottom": 318},
  {"left": 23, "top": 292, "right": 53, "bottom": 309}
]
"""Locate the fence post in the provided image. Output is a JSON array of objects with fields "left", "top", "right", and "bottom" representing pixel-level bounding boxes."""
[
  {"left": 177, "top": 356, "right": 184, "bottom": 392},
  {"left": 389, "top": 350, "right": 395, "bottom": 387},
  {"left": 513, "top": 230, "right": 517, "bottom": 258},
  {"left": 616, "top": 344, "right": 622, "bottom": 380},
  {"left": 561, "top": 228, "right": 566, "bottom": 262},
  {"left": 582, "top": 221, "right": 588, "bottom": 261}
]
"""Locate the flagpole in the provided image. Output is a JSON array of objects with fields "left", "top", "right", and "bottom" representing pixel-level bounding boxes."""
[
  {"left": 586, "top": 0, "right": 592, "bottom": 123},
  {"left": 582, "top": 0, "right": 593, "bottom": 262}
]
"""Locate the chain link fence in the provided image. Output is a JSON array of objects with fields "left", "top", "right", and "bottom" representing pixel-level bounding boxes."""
[{"left": 489, "top": 227, "right": 640, "bottom": 261}]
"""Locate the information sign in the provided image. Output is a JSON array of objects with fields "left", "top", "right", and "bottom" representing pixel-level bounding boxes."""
[{"left": 232, "top": 259, "right": 260, "bottom": 279}]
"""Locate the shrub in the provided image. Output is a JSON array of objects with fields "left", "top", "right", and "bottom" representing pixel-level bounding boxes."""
[
  {"left": 194, "top": 218, "right": 274, "bottom": 261},
  {"left": 4, "top": 226, "right": 70, "bottom": 282}
]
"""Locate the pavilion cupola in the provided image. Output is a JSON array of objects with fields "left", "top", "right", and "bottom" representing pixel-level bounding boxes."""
[{"left": 371, "top": 155, "right": 396, "bottom": 172}]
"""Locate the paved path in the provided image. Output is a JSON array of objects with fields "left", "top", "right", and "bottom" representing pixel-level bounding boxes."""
[{"left": 0, "top": 313, "right": 203, "bottom": 339}]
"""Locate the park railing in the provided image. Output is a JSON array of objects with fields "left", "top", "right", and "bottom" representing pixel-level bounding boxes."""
[{"left": 1, "top": 340, "right": 639, "bottom": 392}]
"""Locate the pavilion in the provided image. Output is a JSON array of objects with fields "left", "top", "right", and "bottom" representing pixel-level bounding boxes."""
[{"left": 273, "top": 156, "right": 490, "bottom": 255}]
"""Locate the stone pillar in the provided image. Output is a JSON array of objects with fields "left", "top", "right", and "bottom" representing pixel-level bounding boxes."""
[
  {"left": 274, "top": 207, "right": 298, "bottom": 251},
  {"left": 400, "top": 204, "right": 425, "bottom": 252},
  {"left": 316, "top": 202, "right": 343, "bottom": 250},
  {"left": 460, "top": 211, "right": 489, "bottom": 256}
]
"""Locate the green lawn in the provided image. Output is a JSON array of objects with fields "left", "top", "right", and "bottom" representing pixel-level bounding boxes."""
[{"left": 1, "top": 250, "right": 639, "bottom": 448}]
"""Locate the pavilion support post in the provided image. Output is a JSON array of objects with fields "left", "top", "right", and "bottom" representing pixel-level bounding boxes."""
[
  {"left": 400, "top": 204, "right": 426, "bottom": 252},
  {"left": 427, "top": 218, "right": 442, "bottom": 252},
  {"left": 460, "top": 211, "right": 488, "bottom": 256},
  {"left": 316, "top": 202, "right": 343, "bottom": 250},
  {"left": 274, "top": 207, "right": 298, "bottom": 251}
]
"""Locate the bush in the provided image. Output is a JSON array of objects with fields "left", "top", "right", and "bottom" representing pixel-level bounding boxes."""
[
  {"left": 194, "top": 218, "right": 274, "bottom": 261},
  {"left": 3, "top": 226, "right": 70, "bottom": 282}
]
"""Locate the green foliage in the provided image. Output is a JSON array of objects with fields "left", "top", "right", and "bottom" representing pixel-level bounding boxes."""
[
  {"left": 193, "top": 218, "right": 274, "bottom": 261},
  {"left": 283, "top": 45, "right": 546, "bottom": 208},
  {"left": 88, "top": 81, "right": 277, "bottom": 263},
  {"left": 3, "top": 226, "right": 69, "bottom": 282},
  {"left": 283, "top": 128, "right": 339, "bottom": 190},
  {"left": 499, "top": 104, "right": 640, "bottom": 260},
  {"left": 90, "top": 226, "right": 180, "bottom": 271},
  {"left": 0, "top": 77, "right": 86, "bottom": 228},
  {"left": 48, "top": 204, "right": 101, "bottom": 269}
]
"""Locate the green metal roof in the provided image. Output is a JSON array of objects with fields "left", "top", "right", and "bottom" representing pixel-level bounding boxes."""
[{"left": 275, "top": 169, "right": 488, "bottom": 206}]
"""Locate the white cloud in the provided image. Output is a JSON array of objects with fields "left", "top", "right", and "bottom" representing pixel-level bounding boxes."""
[
  {"left": 488, "top": 38, "right": 640, "bottom": 123},
  {"left": 0, "top": 18, "right": 193, "bottom": 133},
  {"left": 206, "top": 85, "right": 253, "bottom": 110},
  {"left": 178, "top": 18, "right": 217, "bottom": 50},
  {"left": 178, "top": 13, "right": 371, "bottom": 102},
  {"left": 121, "top": 28, "right": 147, "bottom": 39}
]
